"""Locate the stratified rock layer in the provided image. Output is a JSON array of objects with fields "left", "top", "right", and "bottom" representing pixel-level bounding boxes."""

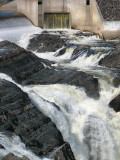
[
  {"left": 1, "top": 153, "right": 29, "bottom": 160},
  {"left": 0, "top": 79, "right": 64, "bottom": 156},
  {"left": 0, "top": 41, "right": 99, "bottom": 99},
  {"left": 27, "top": 33, "right": 65, "bottom": 52},
  {"left": 99, "top": 41, "right": 120, "bottom": 69}
]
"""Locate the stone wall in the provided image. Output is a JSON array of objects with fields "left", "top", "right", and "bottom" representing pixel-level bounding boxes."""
[{"left": 96, "top": 0, "right": 120, "bottom": 21}]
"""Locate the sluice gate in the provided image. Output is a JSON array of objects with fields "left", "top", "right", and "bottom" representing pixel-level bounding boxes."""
[{"left": 44, "top": 12, "right": 71, "bottom": 29}]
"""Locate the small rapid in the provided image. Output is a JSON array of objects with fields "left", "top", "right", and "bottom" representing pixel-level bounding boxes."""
[{"left": 0, "top": 17, "right": 120, "bottom": 160}]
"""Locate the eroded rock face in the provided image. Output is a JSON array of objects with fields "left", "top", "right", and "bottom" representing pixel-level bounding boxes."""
[
  {"left": 0, "top": 41, "right": 99, "bottom": 99},
  {"left": 27, "top": 33, "right": 65, "bottom": 52},
  {"left": 0, "top": 79, "right": 64, "bottom": 156},
  {"left": 109, "top": 94, "right": 120, "bottom": 112},
  {"left": 50, "top": 143, "right": 76, "bottom": 160},
  {"left": 99, "top": 48, "right": 120, "bottom": 70},
  {"left": 1, "top": 153, "right": 29, "bottom": 160}
]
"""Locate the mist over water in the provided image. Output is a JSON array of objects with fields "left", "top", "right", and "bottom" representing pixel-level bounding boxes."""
[
  {"left": 0, "top": 16, "right": 42, "bottom": 44},
  {"left": 0, "top": 17, "right": 120, "bottom": 160},
  {"left": 104, "top": 21, "right": 120, "bottom": 31}
]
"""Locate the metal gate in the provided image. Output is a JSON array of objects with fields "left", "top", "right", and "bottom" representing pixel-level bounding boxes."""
[{"left": 44, "top": 12, "right": 71, "bottom": 29}]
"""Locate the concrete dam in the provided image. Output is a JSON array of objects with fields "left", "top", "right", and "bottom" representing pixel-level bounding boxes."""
[
  {"left": 0, "top": 0, "right": 120, "bottom": 160},
  {"left": 0, "top": 0, "right": 120, "bottom": 39}
]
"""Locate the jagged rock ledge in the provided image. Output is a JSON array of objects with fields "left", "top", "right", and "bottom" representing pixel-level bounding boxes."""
[
  {"left": 1, "top": 153, "right": 29, "bottom": 160},
  {"left": 99, "top": 39, "right": 120, "bottom": 70},
  {"left": 0, "top": 40, "right": 99, "bottom": 99},
  {"left": 99, "top": 39, "right": 120, "bottom": 112},
  {"left": 0, "top": 78, "right": 75, "bottom": 160}
]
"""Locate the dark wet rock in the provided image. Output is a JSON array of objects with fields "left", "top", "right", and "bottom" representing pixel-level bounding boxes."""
[
  {"left": 99, "top": 47, "right": 120, "bottom": 70},
  {"left": 71, "top": 45, "right": 90, "bottom": 60},
  {"left": 0, "top": 41, "right": 52, "bottom": 83},
  {"left": 0, "top": 79, "right": 64, "bottom": 156},
  {"left": 74, "top": 31, "right": 97, "bottom": 37},
  {"left": 1, "top": 153, "right": 29, "bottom": 160},
  {"left": 0, "top": 41, "right": 100, "bottom": 99},
  {"left": 50, "top": 143, "right": 75, "bottom": 160},
  {"left": 55, "top": 47, "right": 67, "bottom": 57},
  {"left": 0, "top": 144, "right": 4, "bottom": 149},
  {"left": 109, "top": 94, "right": 120, "bottom": 112},
  {"left": 27, "top": 34, "right": 65, "bottom": 52}
]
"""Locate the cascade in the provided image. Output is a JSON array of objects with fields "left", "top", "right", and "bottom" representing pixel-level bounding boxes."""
[{"left": 0, "top": 17, "right": 120, "bottom": 160}]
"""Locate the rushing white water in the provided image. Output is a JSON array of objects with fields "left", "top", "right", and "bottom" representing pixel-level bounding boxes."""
[
  {"left": 25, "top": 84, "right": 120, "bottom": 160},
  {"left": 0, "top": 133, "right": 51, "bottom": 160},
  {"left": 0, "top": 17, "right": 120, "bottom": 160},
  {"left": 1, "top": 73, "right": 120, "bottom": 160},
  {"left": 32, "top": 40, "right": 112, "bottom": 71},
  {"left": 0, "top": 17, "right": 42, "bottom": 44},
  {"left": 104, "top": 21, "right": 120, "bottom": 31}
]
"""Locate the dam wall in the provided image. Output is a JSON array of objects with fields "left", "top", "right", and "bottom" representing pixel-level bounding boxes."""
[
  {"left": 0, "top": 0, "right": 119, "bottom": 39},
  {"left": 69, "top": 0, "right": 103, "bottom": 33},
  {"left": 42, "top": 0, "right": 103, "bottom": 33},
  {"left": 17, "top": 0, "right": 38, "bottom": 26},
  {"left": 0, "top": 0, "right": 17, "bottom": 12},
  {"left": 42, "top": 0, "right": 70, "bottom": 13}
]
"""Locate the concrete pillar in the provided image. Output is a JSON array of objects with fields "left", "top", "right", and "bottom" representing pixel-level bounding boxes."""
[
  {"left": 17, "top": 0, "right": 38, "bottom": 26},
  {"left": 69, "top": 0, "right": 103, "bottom": 33}
]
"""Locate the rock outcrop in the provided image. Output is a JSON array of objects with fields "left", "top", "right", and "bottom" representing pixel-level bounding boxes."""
[
  {"left": 27, "top": 33, "right": 65, "bottom": 52},
  {"left": 109, "top": 94, "right": 120, "bottom": 112},
  {"left": 0, "top": 79, "right": 64, "bottom": 157},
  {"left": 0, "top": 41, "right": 99, "bottom": 99},
  {"left": 1, "top": 153, "right": 29, "bottom": 160},
  {"left": 99, "top": 40, "right": 120, "bottom": 69}
]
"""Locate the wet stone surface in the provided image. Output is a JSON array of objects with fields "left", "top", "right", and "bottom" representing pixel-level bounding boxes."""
[
  {"left": 0, "top": 79, "right": 65, "bottom": 157},
  {"left": 0, "top": 41, "right": 100, "bottom": 99},
  {"left": 27, "top": 33, "right": 65, "bottom": 53}
]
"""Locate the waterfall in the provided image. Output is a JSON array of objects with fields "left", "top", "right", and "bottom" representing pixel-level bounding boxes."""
[
  {"left": 26, "top": 84, "right": 120, "bottom": 160},
  {"left": 0, "top": 72, "right": 120, "bottom": 160},
  {"left": 0, "top": 18, "right": 120, "bottom": 160},
  {"left": 0, "top": 16, "right": 42, "bottom": 44}
]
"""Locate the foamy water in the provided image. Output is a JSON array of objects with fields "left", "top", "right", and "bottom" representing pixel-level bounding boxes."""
[
  {"left": 104, "top": 21, "right": 120, "bottom": 31},
  {"left": 0, "top": 17, "right": 42, "bottom": 44},
  {"left": 25, "top": 84, "right": 120, "bottom": 160},
  {"left": 0, "top": 18, "right": 120, "bottom": 160},
  {"left": 0, "top": 133, "right": 52, "bottom": 160},
  {"left": 0, "top": 72, "right": 120, "bottom": 160}
]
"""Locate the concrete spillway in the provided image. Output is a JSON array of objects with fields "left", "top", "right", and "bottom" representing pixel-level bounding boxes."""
[{"left": 0, "top": 15, "right": 42, "bottom": 44}]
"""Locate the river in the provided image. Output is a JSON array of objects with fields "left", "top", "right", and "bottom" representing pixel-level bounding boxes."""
[{"left": 0, "top": 16, "right": 120, "bottom": 160}]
